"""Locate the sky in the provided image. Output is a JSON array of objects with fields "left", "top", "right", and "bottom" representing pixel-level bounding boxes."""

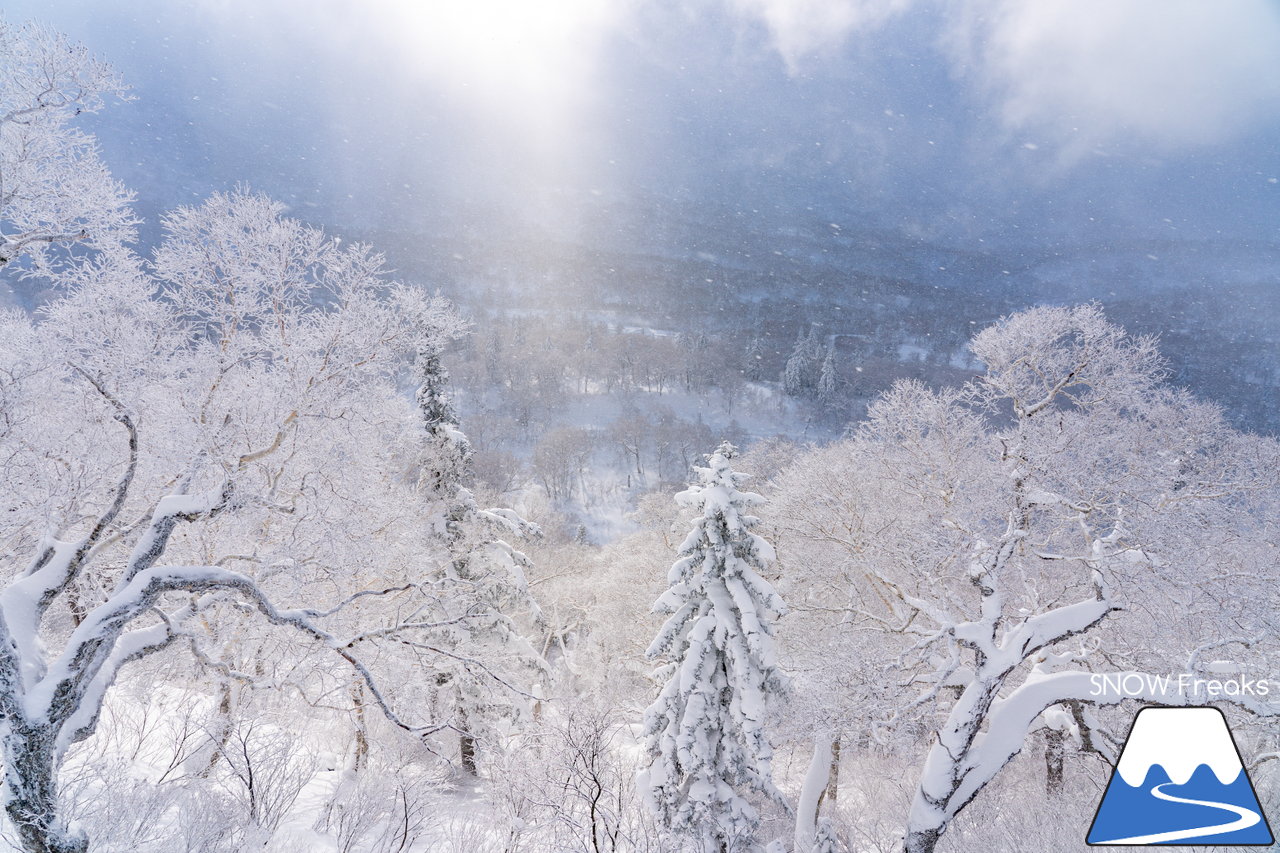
[{"left": 10, "top": 0, "right": 1280, "bottom": 257}]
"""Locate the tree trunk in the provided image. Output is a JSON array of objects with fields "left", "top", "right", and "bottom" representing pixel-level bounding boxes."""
[
  {"left": 200, "top": 678, "right": 235, "bottom": 775},
  {"left": 1044, "top": 728, "right": 1065, "bottom": 796},
  {"left": 351, "top": 679, "right": 369, "bottom": 772},
  {"left": 3, "top": 725, "right": 87, "bottom": 853},
  {"left": 825, "top": 735, "right": 841, "bottom": 805},
  {"left": 457, "top": 703, "right": 478, "bottom": 775},
  {"left": 459, "top": 732, "right": 477, "bottom": 775},
  {"left": 902, "top": 679, "right": 1001, "bottom": 853},
  {"left": 795, "top": 731, "right": 836, "bottom": 852},
  {"left": 903, "top": 827, "right": 941, "bottom": 853}
]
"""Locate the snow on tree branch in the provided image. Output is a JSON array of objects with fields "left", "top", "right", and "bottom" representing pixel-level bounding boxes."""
[
  {"left": 0, "top": 19, "right": 135, "bottom": 275},
  {"left": 640, "top": 442, "right": 789, "bottom": 852}
]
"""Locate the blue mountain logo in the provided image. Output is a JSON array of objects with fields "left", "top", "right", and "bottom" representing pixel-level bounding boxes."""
[{"left": 1087, "top": 706, "right": 1274, "bottom": 846}]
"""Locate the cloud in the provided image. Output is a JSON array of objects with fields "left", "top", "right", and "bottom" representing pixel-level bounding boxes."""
[
  {"left": 968, "top": 0, "right": 1280, "bottom": 150},
  {"left": 730, "top": 0, "right": 1280, "bottom": 150}
]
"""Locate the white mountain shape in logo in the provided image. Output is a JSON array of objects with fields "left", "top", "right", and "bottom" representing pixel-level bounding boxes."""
[{"left": 1116, "top": 707, "right": 1242, "bottom": 787}]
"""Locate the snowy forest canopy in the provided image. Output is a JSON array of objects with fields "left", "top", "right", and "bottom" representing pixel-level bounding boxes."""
[{"left": 0, "top": 14, "right": 1277, "bottom": 853}]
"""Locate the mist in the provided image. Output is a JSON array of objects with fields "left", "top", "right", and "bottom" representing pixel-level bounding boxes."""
[{"left": 10, "top": 0, "right": 1279, "bottom": 245}]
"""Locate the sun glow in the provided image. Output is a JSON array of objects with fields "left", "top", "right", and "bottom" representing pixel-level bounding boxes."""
[{"left": 378, "top": 0, "right": 628, "bottom": 145}]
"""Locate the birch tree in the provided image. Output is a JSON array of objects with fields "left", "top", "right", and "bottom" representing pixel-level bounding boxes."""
[
  {"left": 0, "top": 188, "right": 464, "bottom": 853},
  {"left": 0, "top": 19, "right": 134, "bottom": 275},
  {"left": 769, "top": 304, "right": 1280, "bottom": 853},
  {"left": 639, "top": 442, "right": 789, "bottom": 852}
]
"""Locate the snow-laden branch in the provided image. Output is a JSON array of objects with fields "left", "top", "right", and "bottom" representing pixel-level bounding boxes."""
[
  {"left": 0, "top": 230, "right": 89, "bottom": 264},
  {"left": 948, "top": 668, "right": 1279, "bottom": 819},
  {"left": 58, "top": 610, "right": 184, "bottom": 751},
  {"left": 296, "top": 583, "right": 419, "bottom": 619},
  {"left": 237, "top": 410, "right": 297, "bottom": 468},
  {"left": 9, "top": 366, "right": 138, "bottom": 616},
  {"left": 118, "top": 481, "right": 232, "bottom": 586},
  {"left": 995, "top": 597, "right": 1116, "bottom": 671},
  {"left": 20, "top": 564, "right": 452, "bottom": 756}
]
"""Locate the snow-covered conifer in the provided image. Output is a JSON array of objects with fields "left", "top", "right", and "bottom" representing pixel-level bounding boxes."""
[
  {"left": 782, "top": 333, "right": 809, "bottom": 396},
  {"left": 783, "top": 327, "right": 824, "bottom": 397},
  {"left": 814, "top": 817, "right": 843, "bottom": 853},
  {"left": 411, "top": 338, "right": 545, "bottom": 775},
  {"left": 639, "top": 442, "right": 789, "bottom": 852},
  {"left": 743, "top": 336, "right": 765, "bottom": 382},
  {"left": 413, "top": 335, "right": 474, "bottom": 520},
  {"left": 817, "top": 343, "right": 838, "bottom": 406}
]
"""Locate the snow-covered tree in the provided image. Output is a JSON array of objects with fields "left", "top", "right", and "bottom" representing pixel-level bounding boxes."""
[
  {"left": 782, "top": 328, "right": 822, "bottom": 397},
  {"left": 742, "top": 336, "right": 765, "bottom": 382},
  {"left": 639, "top": 442, "right": 789, "bottom": 852},
  {"left": 768, "top": 304, "right": 1280, "bottom": 853},
  {"left": 813, "top": 817, "right": 844, "bottom": 853},
  {"left": 0, "top": 188, "right": 466, "bottom": 853},
  {"left": 410, "top": 336, "right": 545, "bottom": 776},
  {"left": 414, "top": 335, "right": 472, "bottom": 495},
  {"left": 0, "top": 20, "right": 135, "bottom": 275},
  {"left": 817, "top": 343, "right": 838, "bottom": 407}
]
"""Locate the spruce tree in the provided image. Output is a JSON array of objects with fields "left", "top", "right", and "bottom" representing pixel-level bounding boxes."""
[
  {"left": 743, "top": 336, "right": 765, "bottom": 382},
  {"left": 783, "top": 326, "right": 825, "bottom": 397},
  {"left": 415, "top": 339, "right": 472, "bottom": 499},
  {"left": 817, "top": 342, "right": 838, "bottom": 407},
  {"left": 413, "top": 338, "right": 543, "bottom": 775},
  {"left": 639, "top": 442, "right": 789, "bottom": 852},
  {"left": 814, "top": 817, "right": 844, "bottom": 853},
  {"left": 782, "top": 331, "right": 810, "bottom": 396}
]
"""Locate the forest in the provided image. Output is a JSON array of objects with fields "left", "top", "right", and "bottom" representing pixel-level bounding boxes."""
[{"left": 0, "top": 15, "right": 1277, "bottom": 853}]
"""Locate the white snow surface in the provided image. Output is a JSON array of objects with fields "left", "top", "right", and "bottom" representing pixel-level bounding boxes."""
[{"left": 1115, "top": 707, "right": 1243, "bottom": 787}]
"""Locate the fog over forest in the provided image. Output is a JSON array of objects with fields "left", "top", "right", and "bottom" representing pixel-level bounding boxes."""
[{"left": 0, "top": 3, "right": 1277, "bottom": 852}]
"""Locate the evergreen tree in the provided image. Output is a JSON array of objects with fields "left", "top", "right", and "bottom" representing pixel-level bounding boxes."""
[
  {"left": 804, "top": 325, "right": 824, "bottom": 360},
  {"left": 783, "top": 326, "right": 825, "bottom": 397},
  {"left": 743, "top": 336, "right": 765, "bottom": 382},
  {"left": 814, "top": 817, "right": 844, "bottom": 853},
  {"left": 415, "top": 339, "right": 472, "bottom": 497},
  {"left": 413, "top": 337, "right": 544, "bottom": 775},
  {"left": 639, "top": 442, "right": 789, "bottom": 852},
  {"left": 782, "top": 331, "right": 810, "bottom": 396},
  {"left": 817, "top": 342, "right": 838, "bottom": 407}
]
